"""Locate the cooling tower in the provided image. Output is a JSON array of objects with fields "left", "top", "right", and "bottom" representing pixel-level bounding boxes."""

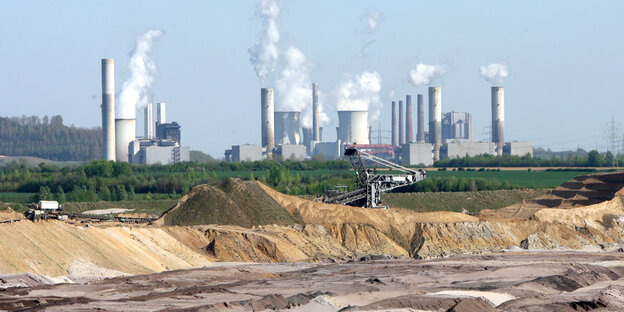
[
  {"left": 391, "top": 101, "right": 397, "bottom": 146},
  {"left": 261, "top": 88, "right": 275, "bottom": 158},
  {"left": 312, "top": 82, "right": 320, "bottom": 142},
  {"left": 428, "top": 87, "right": 442, "bottom": 161},
  {"left": 399, "top": 100, "right": 405, "bottom": 145},
  {"left": 157, "top": 102, "right": 166, "bottom": 124},
  {"left": 144, "top": 102, "right": 154, "bottom": 138},
  {"left": 492, "top": 86, "right": 505, "bottom": 156},
  {"left": 274, "top": 111, "right": 301, "bottom": 145},
  {"left": 101, "top": 58, "right": 115, "bottom": 161},
  {"left": 115, "top": 119, "right": 136, "bottom": 162},
  {"left": 406, "top": 95, "right": 413, "bottom": 143},
  {"left": 337, "top": 110, "right": 369, "bottom": 144},
  {"left": 417, "top": 94, "right": 425, "bottom": 143}
]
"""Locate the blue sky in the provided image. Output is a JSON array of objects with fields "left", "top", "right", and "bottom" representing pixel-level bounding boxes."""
[{"left": 1, "top": 1, "right": 623, "bottom": 157}]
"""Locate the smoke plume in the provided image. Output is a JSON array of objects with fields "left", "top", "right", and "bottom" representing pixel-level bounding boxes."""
[
  {"left": 249, "top": 0, "right": 280, "bottom": 84},
  {"left": 367, "top": 12, "right": 381, "bottom": 33},
  {"left": 408, "top": 63, "right": 445, "bottom": 86},
  {"left": 117, "top": 29, "right": 163, "bottom": 119},
  {"left": 479, "top": 63, "right": 508, "bottom": 85},
  {"left": 336, "top": 71, "right": 383, "bottom": 123}
]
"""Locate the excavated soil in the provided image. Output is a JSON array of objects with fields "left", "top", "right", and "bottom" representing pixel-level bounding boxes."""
[
  {"left": 3, "top": 251, "right": 624, "bottom": 311},
  {"left": 159, "top": 178, "right": 303, "bottom": 227},
  {"left": 2, "top": 173, "right": 624, "bottom": 310}
]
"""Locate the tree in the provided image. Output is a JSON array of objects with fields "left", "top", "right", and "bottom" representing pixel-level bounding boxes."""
[
  {"left": 36, "top": 186, "right": 53, "bottom": 201},
  {"left": 98, "top": 186, "right": 111, "bottom": 201},
  {"left": 114, "top": 185, "right": 128, "bottom": 201},
  {"left": 55, "top": 186, "right": 66, "bottom": 203}
]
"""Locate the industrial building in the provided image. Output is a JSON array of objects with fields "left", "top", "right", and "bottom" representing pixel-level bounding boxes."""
[
  {"left": 225, "top": 144, "right": 263, "bottom": 162},
  {"left": 274, "top": 111, "right": 301, "bottom": 145},
  {"left": 276, "top": 144, "right": 306, "bottom": 161},
  {"left": 505, "top": 142, "right": 533, "bottom": 157},
  {"left": 337, "top": 110, "right": 369, "bottom": 145},
  {"left": 401, "top": 143, "right": 434, "bottom": 166},
  {"left": 100, "top": 59, "right": 190, "bottom": 164},
  {"left": 442, "top": 142, "right": 495, "bottom": 159},
  {"left": 442, "top": 112, "right": 472, "bottom": 143},
  {"left": 312, "top": 141, "right": 342, "bottom": 160}
]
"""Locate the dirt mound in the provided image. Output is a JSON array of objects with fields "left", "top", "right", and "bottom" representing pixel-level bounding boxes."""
[
  {"left": 484, "top": 171, "right": 624, "bottom": 218},
  {"left": 159, "top": 178, "right": 303, "bottom": 227}
]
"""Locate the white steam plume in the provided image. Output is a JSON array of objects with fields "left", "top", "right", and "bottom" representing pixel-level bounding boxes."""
[
  {"left": 336, "top": 71, "right": 383, "bottom": 123},
  {"left": 117, "top": 29, "right": 163, "bottom": 119},
  {"left": 367, "top": 12, "right": 381, "bottom": 33},
  {"left": 479, "top": 63, "right": 508, "bottom": 85},
  {"left": 408, "top": 63, "right": 445, "bottom": 86},
  {"left": 275, "top": 47, "right": 329, "bottom": 128},
  {"left": 276, "top": 47, "right": 311, "bottom": 124},
  {"left": 249, "top": 0, "right": 280, "bottom": 84}
]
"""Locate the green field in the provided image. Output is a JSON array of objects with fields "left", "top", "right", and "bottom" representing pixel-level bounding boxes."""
[{"left": 426, "top": 170, "right": 583, "bottom": 188}]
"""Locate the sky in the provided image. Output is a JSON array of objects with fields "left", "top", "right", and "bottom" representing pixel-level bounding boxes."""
[{"left": 1, "top": 1, "right": 623, "bottom": 157}]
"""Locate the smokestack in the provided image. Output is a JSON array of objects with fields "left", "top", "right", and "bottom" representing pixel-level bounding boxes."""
[
  {"left": 261, "top": 88, "right": 275, "bottom": 159},
  {"left": 399, "top": 100, "right": 405, "bottom": 145},
  {"left": 429, "top": 87, "right": 442, "bottom": 161},
  {"left": 144, "top": 102, "right": 154, "bottom": 138},
  {"left": 492, "top": 87, "right": 505, "bottom": 156},
  {"left": 157, "top": 102, "right": 166, "bottom": 124},
  {"left": 406, "top": 95, "right": 413, "bottom": 143},
  {"left": 312, "top": 82, "right": 320, "bottom": 142},
  {"left": 115, "top": 119, "right": 136, "bottom": 162},
  {"left": 391, "top": 101, "right": 397, "bottom": 146},
  {"left": 417, "top": 94, "right": 425, "bottom": 143},
  {"left": 101, "top": 58, "right": 115, "bottom": 161}
]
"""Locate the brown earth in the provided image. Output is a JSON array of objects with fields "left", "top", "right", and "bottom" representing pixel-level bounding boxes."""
[
  {"left": 1, "top": 172, "right": 624, "bottom": 279},
  {"left": 3, "top": 251, "right": 624, "bottom": 311}
]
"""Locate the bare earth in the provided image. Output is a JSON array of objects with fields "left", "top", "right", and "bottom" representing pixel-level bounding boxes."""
[{"left": 2, "top": 250, "right": 624, "bottom": 311}]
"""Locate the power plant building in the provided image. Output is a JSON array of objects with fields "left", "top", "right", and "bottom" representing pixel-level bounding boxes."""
[
  {"left": 276, "top": 144, "right": 306, "bottom": 161},
  {"left": 312, "top": 141, "right": 342, "bottom": 160},
  {"left": 442, "top": 112, "right": 473, "bottom": 143},
  {"left": 442, "top": 142, "right": 495, "bottom": 159},
  {"left": 226, "top": 144, "right": 263, "bottom": 162},
  {"left": 401, "top": 143, "right": 434, "bottom": 166},
  {"left": 337, "top": 110, "right": 369, "bottom": 144},
  {"left": 274, "top": 111, "right": 301, "bottom": 145},
  {"left": 129, "top": 139, "right": 190, "bottom": 165},
  {"left": 504, "top": 142, "right": 533, "bottom": 157}
]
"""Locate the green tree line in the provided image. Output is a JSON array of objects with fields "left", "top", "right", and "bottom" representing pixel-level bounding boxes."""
[
  {"left": 0, "top": 115, "right": 102, "bottom": 160},
  {"left": 434, "top": 150, "right": 622, "bottom": 168}
]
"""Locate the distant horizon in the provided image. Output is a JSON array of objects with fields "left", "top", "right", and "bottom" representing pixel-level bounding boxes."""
[{"left": 1, "top": 1, "right": 622, "bottom": 156}]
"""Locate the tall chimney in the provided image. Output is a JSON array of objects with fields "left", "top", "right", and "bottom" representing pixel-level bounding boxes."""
[
  {"left": 261, "top": 88, "right": 275, "bottom": 159},
  {"left": 391, "top": 101, "right": 397, "bottom": 146},
  {"left": 492, "top": 86, "right": 505, "bottom": 156},
  {"left": 429, "top": 87, "right": 442, "bottom": 161},
  {"left": 144, "top": 102, "right": 154, "bottom": 138},
  {"left": 406, "top": 95, "right": 413, "bottom": 143},
  {"left": 399, "top": 100, "right": 405, "bottom": 145},
  {"left": 417, "top": 94, "right": 425, "bottom": 143},
  {"left": 157, "top": 102, "right": 166, "bottom": 124},
  {"left": 312, "top": 82, "right": 320, "bottom": 142},
  {"left": 101, "top": 58, "right": 115, "bottom": 161}
]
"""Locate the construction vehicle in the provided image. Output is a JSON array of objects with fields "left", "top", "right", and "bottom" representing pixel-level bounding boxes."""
[{"left": 319, "top": 146, "right": 426, "bottom": 208}]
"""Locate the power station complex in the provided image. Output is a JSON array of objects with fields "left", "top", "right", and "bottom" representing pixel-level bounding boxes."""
[
  {"left": 225, "top": 82, "right": 532, "bottom": 165},
  {"left": 101, "top": 59, "right": 190, "bottom": 165}
]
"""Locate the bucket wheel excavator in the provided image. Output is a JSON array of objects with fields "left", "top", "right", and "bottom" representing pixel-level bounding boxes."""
[{"left": 319, "top": 146, "right": 426, "bottom": 208}]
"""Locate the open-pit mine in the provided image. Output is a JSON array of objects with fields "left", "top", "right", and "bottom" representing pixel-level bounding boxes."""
[{"left": 2, "top": 172, "right": 624, "bottom": 311}]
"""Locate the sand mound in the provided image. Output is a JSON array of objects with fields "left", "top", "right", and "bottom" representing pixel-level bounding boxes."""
[{"left": 159, "top": 178, "right": 303, "bottom": 227}]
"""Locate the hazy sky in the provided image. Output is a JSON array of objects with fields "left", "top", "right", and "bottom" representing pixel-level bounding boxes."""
[{"left": 1, "top": 1, "right": 623, "bottom": 157}]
